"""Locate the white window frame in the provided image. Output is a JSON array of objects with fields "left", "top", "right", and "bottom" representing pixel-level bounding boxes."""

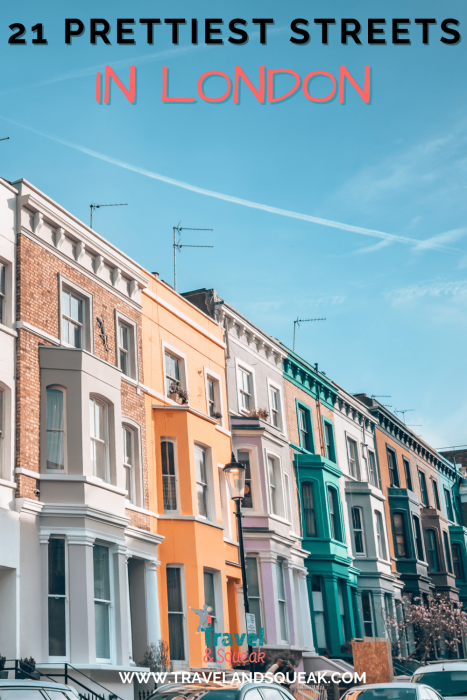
[
  {"left": 234, "top": 445, "right": 261, "bottom": 513},
  {"left": 195, "top": 443, "right": 214, "bottom": 521},
  {"left": 0, "top": 386, "right": 5, "bottom": 479},
  {"left": 203, "top": 568, "right": 224, "bottom": 667},
  {"left": 161, "top": 437, "right": 181, "bottom": 514},
  {"left": 0, "top": 260, "right": 7, "bottom": 326},
  {"left": 351, "top": 506, "right": 366, "bottom": 556},
  {"left": 48, "top": 536, "right": 70, "bottom": 662},
  {"left": 235, "top": 358, "right": 256, "bottom": 415},
  {"left": 346, "top": 434, "right": 360, "bottom": 480},
  {"left": 58, "top": 275, "right": 94, "bottom": 352},
  {"left": 266, "top": 450, "right": 286, "bottom": 520},
  {"left": 276, "top": 558, "right": 289, "bottom": 643},
  {"left": 361, "top": 590, "right": 375, "bottom": 637},
  {"left": 375, "top": 510, "right": 389, "bottom": 561},
  {"left": 122, "top": 420, "right": 143, "bottom": 507},
  {"left": 90, "top": 396, "right": 110, "bottom": 483},
  {"left": 245, "top": 555, "right": 264, "bottom": 631},
  {"left": 267, "top": 378, "right": 284, "bottom": 431},
  {"left": 46, "top": 385, "right": 68, "bottom": 473},
  {"left": 115, "top": 311, "right": 139, "bottom": 382},
  {"left": 166, "top": 564, "right": 190, "bottom": 667},
  {"left": 93, "top": 542, "right": 115, "bottom": 664},
  {"left": 204, "top": 367, "right": 225, "bottom": 427},
  {"left": 162, "top": 341, "right": 189, "bottom": 403},
  {"left": 284, "top": 472, "right": 292, "bottom": 524}
]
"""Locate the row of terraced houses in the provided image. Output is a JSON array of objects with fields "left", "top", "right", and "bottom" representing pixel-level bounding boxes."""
[{"left": 0, "top": 177, "right": 466, "bottom": 696}]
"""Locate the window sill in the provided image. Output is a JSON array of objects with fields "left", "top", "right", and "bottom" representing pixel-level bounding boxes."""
[
  {"left": 0, "top": 477, "right": 17, "bottom": 489},
  {"left": 0, "top": 322, "right": 17, "bottom": 338},
  {"left": 268, "top": 513, "right": 291, "bottom": 526},
  {"left": 125, "top": 501, "right": 159, "bottom": 518}
]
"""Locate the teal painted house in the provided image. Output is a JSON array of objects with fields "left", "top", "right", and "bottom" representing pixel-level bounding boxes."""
[{"left": 283, "top": 349, "right": 361, "bottom": 658}]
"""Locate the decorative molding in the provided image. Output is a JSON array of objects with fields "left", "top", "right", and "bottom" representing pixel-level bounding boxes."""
[
  {"left": 75, "top": 240, "right": 86, "bottom": 263},
  {"left": 15, "top": 497, "right": 44, "bottom": 515},
  {"left": 34, "top": 211, "right": 43, "bottom": 234},
  {"left": 113, "top": 267, "right": 122, "bottom": 287},
  {"left": 94, "top": 254, "right": 104, "bottom": 275},
  {"left": 55, "top": 227, "right": 65, "bottom": 249}
]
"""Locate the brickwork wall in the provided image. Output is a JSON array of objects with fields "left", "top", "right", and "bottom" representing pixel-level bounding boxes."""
[{"left": 16, "top": 233, "right": 149, "bottom": 524}]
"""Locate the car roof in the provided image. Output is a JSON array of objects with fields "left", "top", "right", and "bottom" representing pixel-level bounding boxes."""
[
  {"left": 0, "top": 682, "right": 74, "bottom": 691},
  {"left": 152, "top": 682, "right": 293, "bottom": 694},
  {"left": 346, "top": 684, "right": 423, "bottom": 690},
  {"left": 414, "top": 662, "right": 467, "bottom": 674}
]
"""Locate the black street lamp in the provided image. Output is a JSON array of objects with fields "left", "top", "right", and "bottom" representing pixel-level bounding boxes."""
[{"left": 223, "top": 453, "right": 254, "bottom": 673}]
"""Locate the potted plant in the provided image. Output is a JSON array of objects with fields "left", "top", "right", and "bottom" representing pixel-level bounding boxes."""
[
  {"left": 211, "top": 410, "right": 222, "bottom": 422},
  {"left": 17, "top": 657, "right": 40, "bottom": 680},
  {"left": 248, "top": 408, "right": 269, "bottom": 420},
  {"left": 168, "top": 382, "right": 189, "bottom": 405}
]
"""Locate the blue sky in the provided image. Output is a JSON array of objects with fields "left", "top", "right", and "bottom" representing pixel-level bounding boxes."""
[{"left": 1, "top": 1, "right": 466, "bottom": 448}]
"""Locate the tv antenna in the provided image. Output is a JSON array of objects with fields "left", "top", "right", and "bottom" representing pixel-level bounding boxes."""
[
  {"left": 371, "top": 395, "right": 391, "bottom": 398},
  {"left": 0, "top": 137, "right": 9, "bottom": 142},
  {"left": 395, "top": 409, "right": 414, "bottom": 423},
  {"left": 293, "top": 317, "right": 326, "bottom": 352},
  {"left": 90, "top": 202, "right": 127, "bottom": 229},
  {"left": 173, "top": 223, "right": 213, "bottom": 291}
]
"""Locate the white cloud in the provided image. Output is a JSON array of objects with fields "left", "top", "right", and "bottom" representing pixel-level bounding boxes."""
[{"left": 386, "top": 280, "right": 467, "bottom": 305}]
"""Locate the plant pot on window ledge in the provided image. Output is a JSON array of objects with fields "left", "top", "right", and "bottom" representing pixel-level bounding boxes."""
[
  {"left": 169, "top": 392, "right": 184, "bottom": 404},
  {"left": 211, "top": 411, "right": 222, "bottom": 422}
]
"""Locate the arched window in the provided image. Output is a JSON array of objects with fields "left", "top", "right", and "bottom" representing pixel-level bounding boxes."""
[
  {"left": 424, "top": 529, "right": 439, "bottom": 571},
  {"left": 90, "top": 397, "right": 109, "bottom": 481},
  {"left": 302, "top": 482, "right": 317, "bottom": 537},
  {"left": 46, "top": 387, "right": 66, "bottom": 471}
]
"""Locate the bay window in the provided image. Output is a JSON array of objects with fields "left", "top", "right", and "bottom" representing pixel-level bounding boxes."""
[
  {"left": 351, "top": 507, "right": 365, "bottom": 554},
  {"left": 238, "top": 451, "right": 253, "bottom": 508},
  {"left": 90, "top": 398, "right": 109, "bottom": 481},
  {"left": 393, "top": 513, "right": 407, "bottom": 557},
  {"left": 161, "top": 440, "right": 177, "bottom": 511},
  {"left": 328, "top": 487, "right": 340, "bottom": 541},
  {"left": 46, "top": 387, "right": 66, "bottom": 471},
  {"left": 361, "top": 591, "right": 374, "bottom": 637},
  {"left": 302, "top": 482, "right": 317, "bottom": 536},
  {"left": 195, "top": 445, "right": 209, "bottom": 518},
  {"left": 0, "top": 262, "right": 5, "bottom": 324},
  {"left": 268, "top": 455, "right": 283, "bottom": 517},
  {"left": 0, "top": 388, "right": 4, "bottom": 476},
  {"left": 424, "top": 529, "right": 439, "bottom": 572},
  {"left": 269, "top": 386, "right": 281, "bottom": 428},
  {"left": 375, "top": 511, "right": 388, "bottom": 560},
  {"left": 93, "top": 544, "right": 111, "bottom": 661}
]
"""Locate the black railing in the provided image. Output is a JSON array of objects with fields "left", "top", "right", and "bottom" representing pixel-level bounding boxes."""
[{"left": 1, "top": 661, "right": 124, "bottom": 700}]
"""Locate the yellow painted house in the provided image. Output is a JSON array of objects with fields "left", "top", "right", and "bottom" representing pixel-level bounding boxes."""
[{"left": 141, "top": 273, "right": 242, "bottom": 669}]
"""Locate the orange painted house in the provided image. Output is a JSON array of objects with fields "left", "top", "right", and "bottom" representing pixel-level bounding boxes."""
[{"left": 141, "top": 273, "right": 242, "bottom": 669}]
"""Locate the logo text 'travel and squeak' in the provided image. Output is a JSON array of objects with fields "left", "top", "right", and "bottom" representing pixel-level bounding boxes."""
[{"left": 190, "top": 604, "right": 265, "bottom": 665}]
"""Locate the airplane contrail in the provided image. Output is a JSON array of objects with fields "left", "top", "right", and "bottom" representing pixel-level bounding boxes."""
[{"left": 0, "top": 114, "right": 462, "bottom": 252}]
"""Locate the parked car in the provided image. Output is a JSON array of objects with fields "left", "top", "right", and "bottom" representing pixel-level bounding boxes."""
[
  {"left": 0, "top": 680, "right": 80, "bottom": 700},
  {"left": 341, "top": 682, "right": 442, "bottom": 700},
  {"left": 412, "top": 661, "right": 467, "bottom": 700},
  {"left": 148, "top": 682, "right": 296, "bottom": 700}
]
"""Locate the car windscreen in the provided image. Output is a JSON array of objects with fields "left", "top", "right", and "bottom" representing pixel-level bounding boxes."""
[
  {"left": 150, "top": 691, "right": 239, "bottom": 700},
  {"left": 0, "top": 690, "right": 49, "bottom": 700},
  {"left": 344, "top": 689, "right": 417, "bottom": 700},
  {"left": 413, "top": 671, "right": 467, "bottom": 697}
]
